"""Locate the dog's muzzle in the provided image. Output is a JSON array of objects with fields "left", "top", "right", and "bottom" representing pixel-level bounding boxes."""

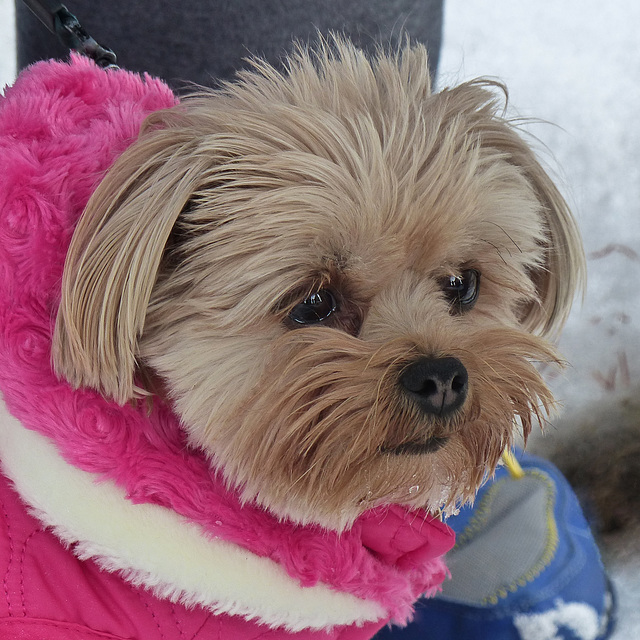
[{"left": 399, "top": 356, "right": 468, "bottom": 417}]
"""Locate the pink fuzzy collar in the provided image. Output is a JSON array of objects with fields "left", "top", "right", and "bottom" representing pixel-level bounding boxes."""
[{"left": 0, "top": 56, "right": 454, "bottom": 624}]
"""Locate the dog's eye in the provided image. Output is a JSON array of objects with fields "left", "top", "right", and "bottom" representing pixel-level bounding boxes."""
[
  {"left": 441, "top": 269, "right": 480, "bottom": 313},
  {"left": 289, "top": 290, "right": 338, "bottom": 325}
]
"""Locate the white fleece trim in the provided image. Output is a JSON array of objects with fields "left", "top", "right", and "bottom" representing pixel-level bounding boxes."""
[{"left": 0, "top": 398, "right": 385, "bottom": 632}]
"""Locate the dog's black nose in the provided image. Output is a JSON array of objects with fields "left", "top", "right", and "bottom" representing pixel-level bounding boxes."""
[{"left": 399, "top": 356, "right": 468, "bottom": 416}]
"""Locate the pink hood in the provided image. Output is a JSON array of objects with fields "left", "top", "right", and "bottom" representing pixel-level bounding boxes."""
[{"left": 0, "top": 56, "right": 454, "bottom": 638}]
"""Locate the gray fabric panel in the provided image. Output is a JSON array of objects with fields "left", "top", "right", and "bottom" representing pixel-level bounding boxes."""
[{"left": 440, "top": 472, "right": 556, "bottom": 605}]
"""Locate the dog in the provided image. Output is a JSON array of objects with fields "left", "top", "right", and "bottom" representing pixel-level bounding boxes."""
[{"left": 0, "top": 39, "right": 583, "bottom": 639}]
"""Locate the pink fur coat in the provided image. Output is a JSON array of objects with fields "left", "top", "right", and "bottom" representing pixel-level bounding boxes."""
[{"left": 0, "top": 56, "right": 454, "bottom": 639}]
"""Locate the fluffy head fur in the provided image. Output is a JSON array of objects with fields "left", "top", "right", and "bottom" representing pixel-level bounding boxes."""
[{"left": 53, "top": 40, "right": 584, "bottom": 530}]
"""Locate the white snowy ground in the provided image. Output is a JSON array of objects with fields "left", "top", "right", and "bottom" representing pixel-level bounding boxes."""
[{"left": 1, "top": 0, "right": 638, "bottom": 637}]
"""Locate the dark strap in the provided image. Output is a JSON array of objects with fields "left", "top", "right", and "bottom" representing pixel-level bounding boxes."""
[{"left": 21, "top": 0, "right": 118, "bottom": 68}]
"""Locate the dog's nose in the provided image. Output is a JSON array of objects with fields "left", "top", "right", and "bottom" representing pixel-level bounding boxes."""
[{"left": 399, "top": 356, "right": 468, "bottom": 416}]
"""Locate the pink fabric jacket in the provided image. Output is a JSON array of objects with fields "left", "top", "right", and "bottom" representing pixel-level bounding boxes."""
[{"left": 0, "top": 57, "right": 455, "bottom": 639}]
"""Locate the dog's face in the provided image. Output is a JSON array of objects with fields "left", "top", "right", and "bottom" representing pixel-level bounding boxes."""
[{"left": 53, "top": 42, "right": 584, "bottom": 530}]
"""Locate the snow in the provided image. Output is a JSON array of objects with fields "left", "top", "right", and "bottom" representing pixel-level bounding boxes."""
[{"left": 1, "top": 0, "right": 638, "bottom": 636}]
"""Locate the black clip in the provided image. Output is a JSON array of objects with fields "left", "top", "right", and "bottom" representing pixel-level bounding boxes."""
[{"left": 22, "top": 0, "right": 118, "bottom": 68}]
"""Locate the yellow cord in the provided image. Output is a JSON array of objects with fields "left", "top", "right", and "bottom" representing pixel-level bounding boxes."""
[{"left": 502, "top": 449, "right": 525, "bottom": 479}]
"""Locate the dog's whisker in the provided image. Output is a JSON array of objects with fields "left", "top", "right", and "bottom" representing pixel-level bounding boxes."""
[
  {"left": 481, "top": 238, "right": 510, "bottom": 265},
  {"left": 487, "top": 221, "right": 523, "bottom": 254}
]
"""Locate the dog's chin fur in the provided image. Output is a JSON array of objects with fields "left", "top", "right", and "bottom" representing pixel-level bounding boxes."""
[{"left": 52, "top": 39, "right": 584, "bottom": 531}]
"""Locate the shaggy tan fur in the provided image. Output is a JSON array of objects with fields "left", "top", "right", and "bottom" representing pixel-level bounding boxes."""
[{"left": 53, "top": 39, "right": 584, "bottom": 530}]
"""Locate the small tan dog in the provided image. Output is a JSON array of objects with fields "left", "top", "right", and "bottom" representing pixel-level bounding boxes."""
[
  {"left": 52, "top": 39, "right": 583, "bottom": 532},
  {"left": 0, "top": 36, "right": 588, "bottom": 637}
]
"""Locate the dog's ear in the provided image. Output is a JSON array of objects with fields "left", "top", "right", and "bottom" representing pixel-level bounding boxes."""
[
  {"left": 52, "top": 110, "right": 211, "bottom": 403},
  {"left": 514, "top": 148, "right": 586, "bottom": 339},
  {"left": 450, "top": 80, "right": 586, "bottom": 339}
]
